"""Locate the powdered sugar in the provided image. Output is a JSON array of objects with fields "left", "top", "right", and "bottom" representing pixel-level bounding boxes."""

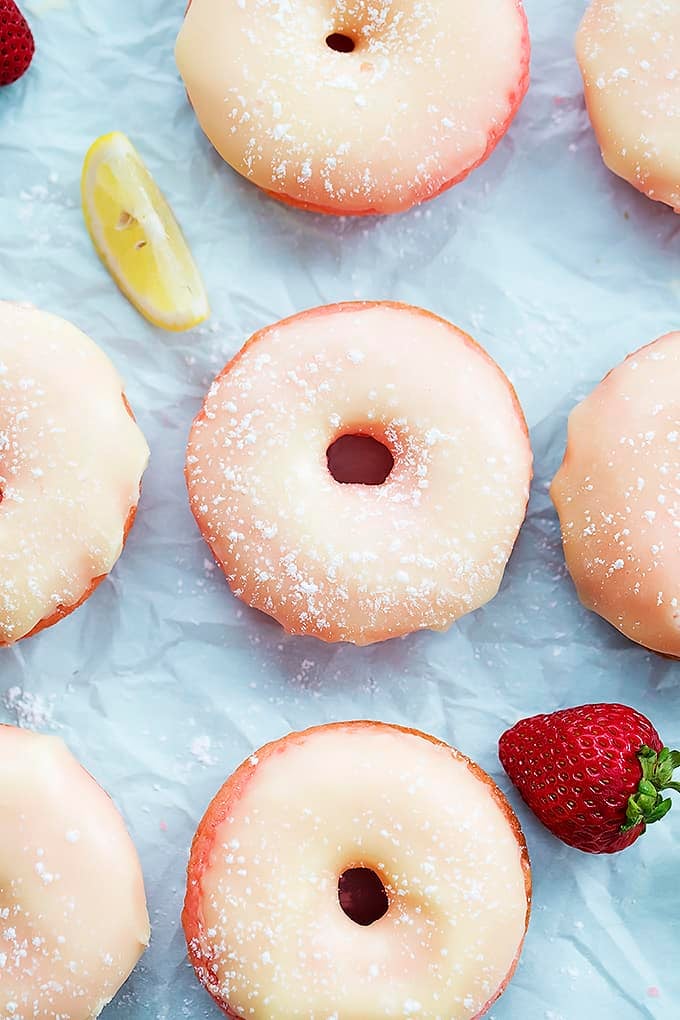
[
  {"left": 2, "top": 686, "right": 54, "bottom": 729},
  {"left": 0, "top": 726, "right": 149, "bottom": 1018},
  {"left": 176, "top": 0, "right": 529, "bottom": 214},
  {"left": 552, "top": 332, "right": 680, "bottom": 654},
  {"left": 577, "top": 0, "right": 680, "bottom": 211},
  {"left": 187, "top": 723, "right": 530, "bottom": 1018},
  {"left": 186, "top": 303, "right": 531, "bottom": 645},
  {"left": 0, "top": 302, "right": 149, "bottom": 645}
]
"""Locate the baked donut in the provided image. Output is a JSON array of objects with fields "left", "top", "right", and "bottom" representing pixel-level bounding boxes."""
[
  {"left": 175, "top": 0, "right": 530, "bottom": 216},
  {"left": 0, "top": 724, "right": 150, "bottom": 1017},
  {"left": 0, "top": 302, "right": 149, "bottom": 645},
  {"left": 186, "top": 302, "right": 532, "bottom": 645},
  {"left": 577, "top": 0, "right": 680, "bottom": 212},
  {"left": 551, "top": 332, "right": 680, "bottom": 657},
  {"left": 183, "top": 721, "right": 532, "bottom": 1019}
]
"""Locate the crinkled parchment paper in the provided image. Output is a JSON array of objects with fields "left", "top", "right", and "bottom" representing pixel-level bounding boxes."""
[{"left": 1, "top": 0, "right": 678, "bottom": 1016}]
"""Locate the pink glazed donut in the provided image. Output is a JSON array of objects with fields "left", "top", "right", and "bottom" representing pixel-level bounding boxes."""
[
  {"left": 0, "top": 725, "right": 149, "bottom": 1018},
  {"left": 183, "top": 721, "right": 532, "bottom": 1020},
  {"left": 551, "top": 332, "right": 680, "bottom": 657},
  {"left": 175, "top": 0, "right": 530, "bottom": 216},
  {"left": 186, "top": 302, "right": 532, "bottom": 645},
  {"left": 577, "top": 0, "right": 680, "bottom": 212},
  {"left": 0, "top": 302, "right": 149, "bottom": 646}
]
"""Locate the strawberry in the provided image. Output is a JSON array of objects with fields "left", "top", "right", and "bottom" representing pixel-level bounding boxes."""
[
  {"left": 499, "top": 703, "right": 680, "bottom": 854},
  {"left": 0, "top": 0, "right": 34, "bottom": 87}
]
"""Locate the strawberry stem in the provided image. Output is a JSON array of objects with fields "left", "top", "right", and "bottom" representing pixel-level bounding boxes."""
[{"left": 621, "top": 745, "right": 680, "bottom": 833}]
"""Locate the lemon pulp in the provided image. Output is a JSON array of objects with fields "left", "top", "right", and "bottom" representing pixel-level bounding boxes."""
[{"left": 82, "top": 132, "right": 209, "bottom": 331}]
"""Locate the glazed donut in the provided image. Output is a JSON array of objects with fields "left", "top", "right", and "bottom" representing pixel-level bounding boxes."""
[
  {"left": 186, "top": 302, "right": 532, "bottom": 645},
  {"left": 551, "top": 332, "right": 680, "bottom": 657},
  {"left": 0, "top": 302, "right": 149, "bottom": 645},
  {"left": 577, "top": 0, "right": 680, "bottom": 212},
  {"left": 0, "top": 725, "right": 150, "bottom": 1017},
  {"left": 175, "top": 0, "right": 530, "bottom": 216},
  {"left": 183, "top": 721, "right": 532, "bottom": 1019}
]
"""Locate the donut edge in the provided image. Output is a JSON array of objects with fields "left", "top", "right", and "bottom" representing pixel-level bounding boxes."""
[
  {"left": 0, "top": 391, "right": 146, "bottom": 648},
  {"left": 185, "top": 300, "right": 533, "bottom": 646},
  {"left": 550, "top": 332, "right": 680, "bottom": 660},
  {"left": 182, "top": 719, "right": 532, "bottom": 1018}
]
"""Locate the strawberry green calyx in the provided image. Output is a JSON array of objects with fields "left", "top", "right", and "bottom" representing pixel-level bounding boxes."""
[{"left": 622, "top": 745, "right": 680, "bottom": 833}]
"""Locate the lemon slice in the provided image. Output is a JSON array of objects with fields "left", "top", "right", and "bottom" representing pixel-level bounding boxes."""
[{"left": 82, "top": 132, "right": 209, "bottom": 331}]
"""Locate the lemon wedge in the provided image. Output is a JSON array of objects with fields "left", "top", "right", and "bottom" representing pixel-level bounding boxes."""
[{"left": 82, "top": 132, "right": 209, "bottom": 331}]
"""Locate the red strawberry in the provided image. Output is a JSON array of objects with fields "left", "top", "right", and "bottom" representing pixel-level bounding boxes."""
[
  {"left": 499, "top": 703, "right": 680, "bottom": 854},
  {"left": 0, "top": 0, "right": 34, "bottom": 87}
]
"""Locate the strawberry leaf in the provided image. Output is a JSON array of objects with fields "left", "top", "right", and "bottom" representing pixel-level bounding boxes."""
[
  {"left": 645, "top": 798, "right": 673, "bottom": 825},
  {"left": 620, "top": 745, "right": 680, "bottom": 834}
]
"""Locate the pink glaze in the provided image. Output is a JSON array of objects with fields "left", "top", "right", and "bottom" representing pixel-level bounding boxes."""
[
  {"left": 0, "top": 302, "right": 149, "bottom": 645},
  {"left": 183, "top": 721, "right": 532, "bottom": 1020},
  {"left": 577, "top": 0, "right": 680, "bottom": 212},
  {"left": 176, "top": 0, "right": 530, "bottom": 216},
  {"left": 0, "top": 725, "right": 150, "bottom": 1018},
  {"left": 186, "top": 302, "right": 532, "bottom": 645},
  {"left": 551, "top": 332, "right": 680, "bottom": 657}
]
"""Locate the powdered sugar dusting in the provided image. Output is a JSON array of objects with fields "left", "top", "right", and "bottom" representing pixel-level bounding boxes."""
[
  {"left": 187, "top": 723, "right": 530, "bottom": 1018},
  {"left": 177, "top": 0, "right": 529, "bottom": 214},
  {"left": 0, "top": 726, "right": 150, "bottom": 1018},
  {"left": 3, "top": 686, "right": 54, "bottom": 729},
  {"left": 186, "top": 304, "right": 531, "bottom": 644},
  {"left": 577, "top": 0, "right": 680, "bottom": 211},
  {"left": 552, "top": 332, "right": 680, "bottom": 654},
  {"left": 0, "top": 302, "right": 149, "bottom": 644},
  {"left": 191, "top": 734, "right": 217, "bottom": 766}
]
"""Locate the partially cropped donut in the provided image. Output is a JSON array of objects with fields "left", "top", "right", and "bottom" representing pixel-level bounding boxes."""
[
  {"left": 183, "top": 721, "right": 531, "bottom": 1019},
  {"left": 551, "top": 332, "right": 680, "bottom": 657},
  {"left": 175, "top": 0, "right": 530, "bottom": 215},
  {"left": 186, "top": 302, "right": 532, "bottom": 645},
  {"left": 0, "top": 302, "right": 149, "bottom": 644},
  {"left": 0, "top": 725, "right": 149, "bottom": 1018},
  {"left": 577, "top": 0, "right": 680, "bottom": 212}
]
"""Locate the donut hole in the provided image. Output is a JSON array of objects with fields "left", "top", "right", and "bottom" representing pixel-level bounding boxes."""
[
  {"left": 327, "top": 434, "right": 394, "bottom": 486},
  {"left": 326, "top": 32, "right": 356, "bottom": 53},
  {"left": 338, "top": 868, "right": 389, "bottom": 926}
]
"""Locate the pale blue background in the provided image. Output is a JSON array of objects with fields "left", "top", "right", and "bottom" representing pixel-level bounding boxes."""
[{"left": 1, "top": 1, "right": 678, "bottom": 1017}]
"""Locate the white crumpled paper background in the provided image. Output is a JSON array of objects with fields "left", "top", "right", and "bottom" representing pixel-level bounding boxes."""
[{"left": 1, "top": 0, "right": 679, "bottom": 1017}]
